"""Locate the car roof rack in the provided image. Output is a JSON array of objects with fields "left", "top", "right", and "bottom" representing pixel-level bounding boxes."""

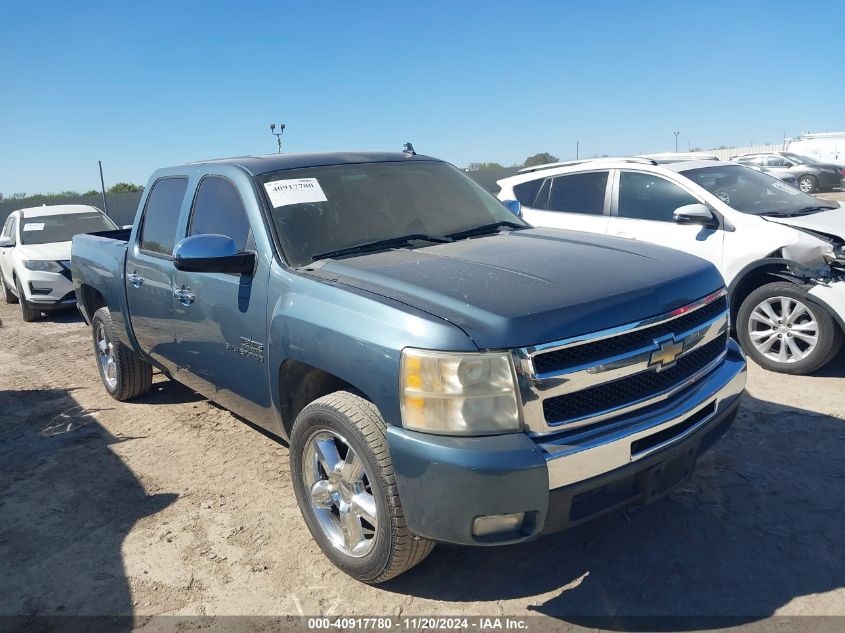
[{"left": 517, "top": 156, "right": 657, "bottom": 174}]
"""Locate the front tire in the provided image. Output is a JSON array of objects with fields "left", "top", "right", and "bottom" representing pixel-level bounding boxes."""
[
  {"left": 16, "top": 278, "right": 41, "bottom": 322},
  {"left": 737, "top": 281, "right": 842, "bottom": 374},
  {"left": 290, "top": 391, "right": 434, "bottom": 583},
  {"left": 1, "top": 273, "right": 17, "bottom": 304},
  {"left": 91, "top": 307, "right": 153, "bottom": 400},
  {"left": 798, "top": 174, "right": 818, "bottom": 193}
]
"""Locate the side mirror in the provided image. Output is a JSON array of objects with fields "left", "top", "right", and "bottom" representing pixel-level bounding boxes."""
[
  {"left": 173, "top": 234, "right": 256, "bottom": 275},
  {"left": 673, "top": 203, "right": 717, "bottom": 227},
  {"left": 502, "top": 199, "right": 522, "bottom": 217},
  {"left": 0, "top": 236, "right": 12, "bottom": 248}
]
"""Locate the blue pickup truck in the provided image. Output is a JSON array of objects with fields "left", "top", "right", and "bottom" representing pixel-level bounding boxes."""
[{"left": 72, "top": 151, "right": 747, "bottom": 582}]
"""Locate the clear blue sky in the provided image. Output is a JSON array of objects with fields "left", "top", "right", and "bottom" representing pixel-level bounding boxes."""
[{"left": 0, "top": 0, "right": 841, "bottom": 195}]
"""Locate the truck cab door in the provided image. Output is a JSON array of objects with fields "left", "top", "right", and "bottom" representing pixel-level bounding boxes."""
[
  {"left": 607, "top": 170, "right": 725, "bottom": 271},
  {"left": 520, "top": 170, "right": 611, "bottom": 236},
  {"left": 125, "top": 177, "right": 189, "bottom": 374},
  {"left": 171, "top": 175, "right": 271, "bottom": 426}
]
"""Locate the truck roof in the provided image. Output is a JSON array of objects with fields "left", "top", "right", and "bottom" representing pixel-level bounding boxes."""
[{"left": 187, "top": 151, "right": 439, "bottom": 176}]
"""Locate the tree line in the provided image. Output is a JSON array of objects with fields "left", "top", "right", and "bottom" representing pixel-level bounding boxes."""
[
  {"left": 0, "top": 182, "right": 144, "bottom": 204},
  {"left": 472, "top": 152, "right": 560, "bottom": 170}
]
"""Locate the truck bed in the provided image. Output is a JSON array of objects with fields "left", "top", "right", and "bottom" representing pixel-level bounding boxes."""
[{"left": 71, "top": 230, "right": 131, "bottom": 335}]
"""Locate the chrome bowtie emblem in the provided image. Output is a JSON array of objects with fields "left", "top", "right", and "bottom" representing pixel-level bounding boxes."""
[{"left": 649, "top": 336, "right": 685, "bottom": 371}]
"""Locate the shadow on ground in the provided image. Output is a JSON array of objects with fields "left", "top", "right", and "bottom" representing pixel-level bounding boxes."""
[
  {"left": 135, "top": 376, "right": 206, "bottom": 406},
  {"left": 38, "top": 308, "right": 85, "bottom": 324},
  {"left": 383, "top": 394, "right": 845, "bottom": 628},
  {"left": 0, "top": 388, "right": 177, "bottom": 624}
]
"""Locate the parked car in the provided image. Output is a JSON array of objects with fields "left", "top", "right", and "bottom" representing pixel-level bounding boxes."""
[
  {"left": 498, "top": 157, "right": 845, "bottom": 374},
  {"left": 732, "top": 152, "right": 844, "bottom": 193},
  {"left": 72, "top": 151, "right": 745, "bottom": 582},
  {"left": 743, "top": 164, "right": 799, "bottom": 189},
  {"left": 788, "top": 132, "right": 845, "bottom": 165},
  {"left": 0, "top": 205, "right": 117, "bottom": 321}
]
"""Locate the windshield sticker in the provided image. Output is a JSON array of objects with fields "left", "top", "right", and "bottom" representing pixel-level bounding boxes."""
[
  {"left": 264, "top": 178, "right": 328, "bottom": 208},
  {"left": 773, "top": 182, "right": 800, "bottom": 195},
  {"left": 22, "top": 222, "right": 45, "bottom": 231}
]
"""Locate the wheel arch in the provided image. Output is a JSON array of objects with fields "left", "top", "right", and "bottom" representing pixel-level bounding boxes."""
[
  {"left": 278, "top": 360, "right": 365, "bottom": 440},
  {"left": 78, "top": 284, "right": 108, "bottom": 324},
  {"left": 728, "top": 258, "right": 810, "bottom": 329},
  {"left": 728, "top": 258, "right": 845, "bottom": 334}
]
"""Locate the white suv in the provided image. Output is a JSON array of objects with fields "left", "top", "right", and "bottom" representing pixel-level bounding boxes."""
[
  {"left": 0, "top": 205, "right": 116, "bottom": 321},
  {"left": 498, "top": 157, "right": 845, "bottom": 374}
]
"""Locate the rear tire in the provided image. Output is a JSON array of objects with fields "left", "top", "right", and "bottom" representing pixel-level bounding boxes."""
[
  {"left": 290, "top": 391, "right": 434, "bottom": 583},
  {"left": 737, "top": 281, "right": 842, "bottom": 374},
  {"left": 91, "top": 307, "right": 153, "bottom": 400},
  {"left": 798, "top": 175, "right": 818, "bottom": 194},
  {"left": 1, "top": 273, "right": 17, "bottom": 304},
  {"left": 15, "top": 278, "right": 41, "bottom": 322}
]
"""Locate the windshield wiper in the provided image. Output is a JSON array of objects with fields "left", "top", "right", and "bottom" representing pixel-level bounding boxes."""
[
  {"left": 775, "top": 205, "right": 836, "bottom": 217},
  {"left": 445, "top": 220, "right": 527, "bottom": 240},
  {"left": 311, "top": 234, "right": 451, "bottom": 262}
]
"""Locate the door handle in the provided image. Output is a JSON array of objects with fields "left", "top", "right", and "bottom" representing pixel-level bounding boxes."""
[
  {"left": 173, "top": 285, "right": 196, "bottom": 306},
  {"left": 127, "top": 272, "right": 144, "bottom": 288}
]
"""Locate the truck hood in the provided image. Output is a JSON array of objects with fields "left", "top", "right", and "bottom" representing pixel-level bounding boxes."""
[
  {"left": 311, "top": 228, "right": 724, "bottom": 349},
  {"left": 762, "top": 202, "right": 845, "bottom": 240},
  {"left": 16, "top": 241, "right": 72, "bottom": 262}
]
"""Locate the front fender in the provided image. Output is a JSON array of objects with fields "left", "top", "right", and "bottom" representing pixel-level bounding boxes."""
[{"left": 266, "top": 264, "right": 476, "bottom": 433}]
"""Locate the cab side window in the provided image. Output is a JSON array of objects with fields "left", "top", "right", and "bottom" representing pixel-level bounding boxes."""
[
  {"left": 766, "top": 156, "right": 791, "bottom": 167},
  {"left": 543, "top": 171, "right": 608, "bottom": 215},
  {"left": 618, "top": 172, "right": 699, "bottom": 222},
  {"left": 188, "top": 177, "right": 252, "bottom": 252},
  {"left": 140, "top": 178, "right": 189, "bottom": 255}
]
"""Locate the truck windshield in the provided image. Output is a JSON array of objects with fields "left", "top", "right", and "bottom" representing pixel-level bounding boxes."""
[
  {"left": 20, "top": 212, "right": 116, "bottom": 245},
  {"left": 681, "top": 165, "right": 836, "bottom": 216},
  {"left": 258, "top": 161, "right": 528, "bottom": 266}
]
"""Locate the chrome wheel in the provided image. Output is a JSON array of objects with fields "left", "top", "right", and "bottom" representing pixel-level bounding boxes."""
[
  {"left": 798, "top": 176, "right": 816, "bottom": 193},
  {"left": 302, "top": 430, "right": 378, "bottom": 558},
  {"left": 748, "top": 296, "right": 818, "bottom": 363},
  {"left": 95, "top": 321, "right": 118, "bottom": 390}
]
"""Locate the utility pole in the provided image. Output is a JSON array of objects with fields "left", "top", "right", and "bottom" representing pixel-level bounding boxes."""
[
  {"left": 270, "top": 122, "right": 286, "bottom": 153},
  {"left": 576, "top": 140, "right": 579, "bottom": 160},
  {"left": 674, "top": 131, "right": 680, "bottom": 153},
  {"left": 98, "top": 161, "right": 110, "bottom": 218}
]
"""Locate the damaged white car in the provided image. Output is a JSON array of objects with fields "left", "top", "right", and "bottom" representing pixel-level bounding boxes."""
[{"left": 498, "top": 158, "right": 845, "bottom": 374}]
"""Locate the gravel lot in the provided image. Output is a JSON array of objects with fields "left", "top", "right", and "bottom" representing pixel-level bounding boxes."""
[{"left": 1, "top": 289, "right": 844, "bottom": 629}]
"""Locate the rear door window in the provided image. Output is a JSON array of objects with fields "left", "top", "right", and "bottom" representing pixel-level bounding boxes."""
[
  {"left": 139, "top": 178, "right": 188, "bottom": 256},
  {"left": 542, "top": 171, "right": 608, "bottom": 215},
  {"left": 618, "top": 172, "right": 699, "bottom": 222}
]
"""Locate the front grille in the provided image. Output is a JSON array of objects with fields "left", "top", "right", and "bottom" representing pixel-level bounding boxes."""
[
  {"left": 533, "top": 295, "right": 727, "bottom": 375},
  {"left": 542, "top": 333, "right": 727, "bottom": 424}
]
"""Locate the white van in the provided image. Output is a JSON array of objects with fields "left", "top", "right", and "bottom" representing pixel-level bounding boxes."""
[{"left": 788, "top": 133, "right": 845, "bottom": 165}]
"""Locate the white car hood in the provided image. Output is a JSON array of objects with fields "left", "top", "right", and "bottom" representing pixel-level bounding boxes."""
[
  {"left": 762, "top": 202, "right": 845, "bottom": 240},
  {"left": 17, "top": 241, "right": 72, "bottom": 262}
]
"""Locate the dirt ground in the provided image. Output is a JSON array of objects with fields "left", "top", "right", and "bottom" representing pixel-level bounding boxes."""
[{"left": 1, "top": 295, "right": 844, "bottom": 630}]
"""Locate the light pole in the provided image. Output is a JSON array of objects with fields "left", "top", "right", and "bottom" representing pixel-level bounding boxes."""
[
  {"left": 674, "top": 131, "right": 680, "bottom": 153},
  {"left": 270, "top": 122, "right": 286, "bottom": 153}
]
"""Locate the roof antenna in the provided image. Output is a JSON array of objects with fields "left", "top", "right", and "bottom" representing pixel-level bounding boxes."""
[{"left": 403, "top": 142, "right": 416, "bottom": 156}]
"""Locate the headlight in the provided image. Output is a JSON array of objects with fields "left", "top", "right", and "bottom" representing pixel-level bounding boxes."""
[
  {"left": 23, "top": 260, "right": 63, "bottom": 273},
  {"left": 399, "top": 348, "right": 521, "bottom": 435}
]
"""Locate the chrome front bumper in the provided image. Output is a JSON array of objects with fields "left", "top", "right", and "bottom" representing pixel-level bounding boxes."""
[{"left": 540, "top": 339, "right": 747, "bottom": 489}]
